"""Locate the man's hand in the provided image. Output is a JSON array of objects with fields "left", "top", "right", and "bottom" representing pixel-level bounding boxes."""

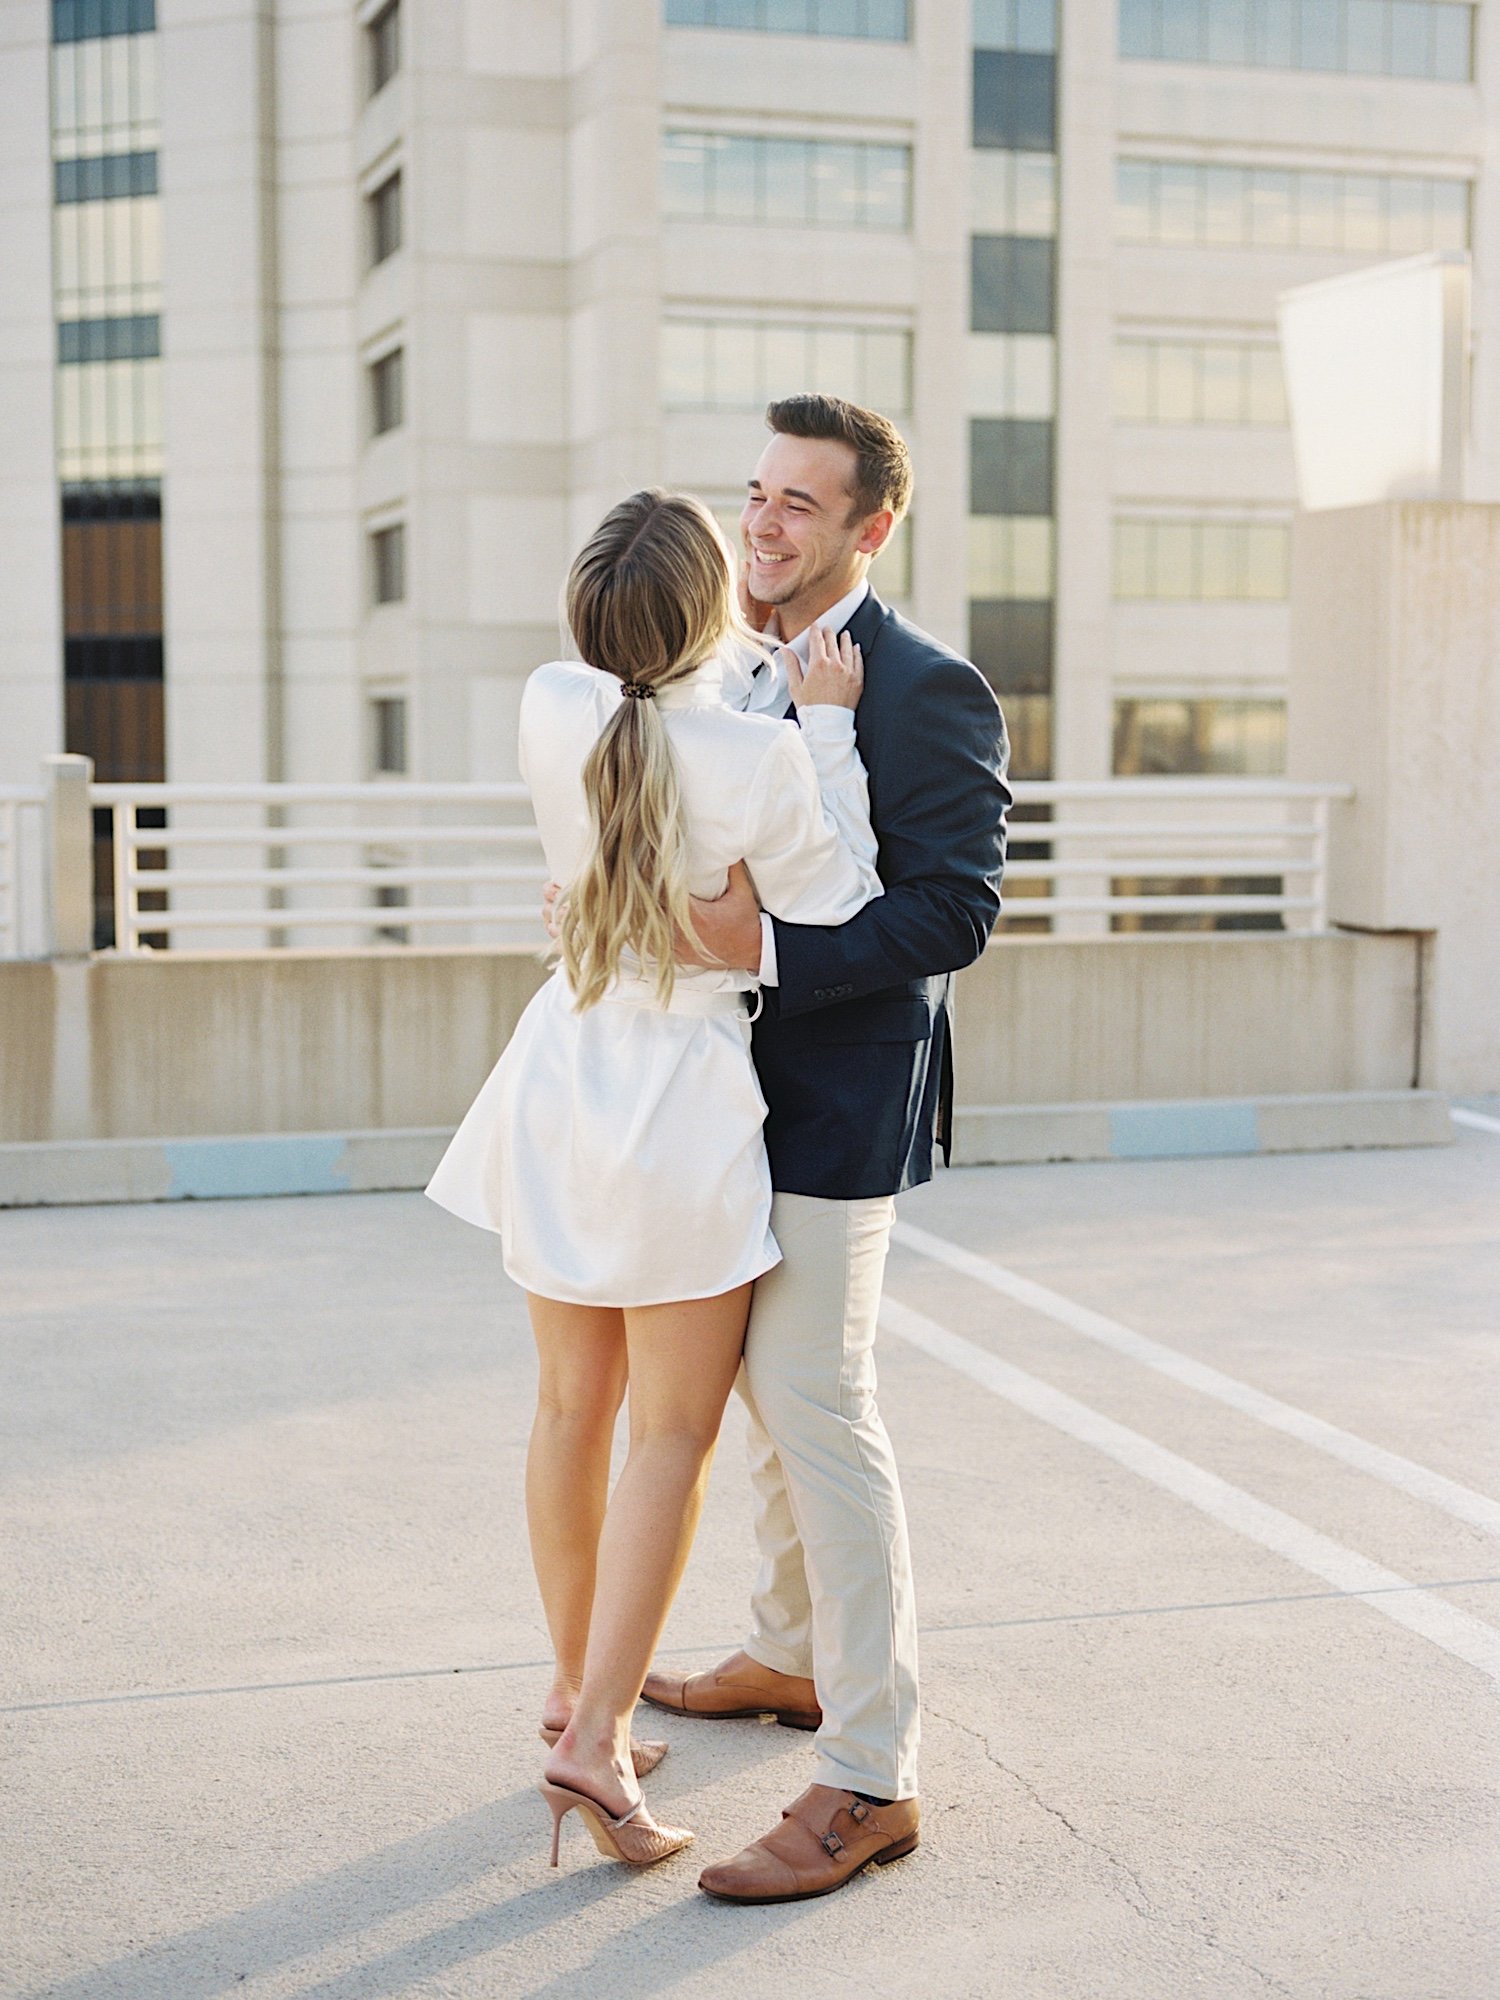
[
  {"left": 678, "top": 861, "right": 763, "bottom": 971},
  {"left": 787, "top": 625, "right": 863, "bottom": 711}
]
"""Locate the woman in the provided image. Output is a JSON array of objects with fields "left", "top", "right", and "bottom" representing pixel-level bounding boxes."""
[{"left": 425, "top": 489, "right": 882, "bottom": 1869}]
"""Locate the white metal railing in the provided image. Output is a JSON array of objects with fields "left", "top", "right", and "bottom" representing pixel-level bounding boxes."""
[
  {"left": 92, "top": 782, "right": 547, "bottom": 954},
  {"left": 1000, "top": 778, "right": 1350, "bottom": 932},
  {"left": 76, "top": 775, "right": 1352, "bottom": 956},
  {"left": 0, "top": 786, "right": 47, "bottom": 958}
]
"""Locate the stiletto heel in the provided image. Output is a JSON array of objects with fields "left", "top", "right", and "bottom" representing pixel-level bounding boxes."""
[
  {"left": 542, "top": 1785, "right": 568, "bottom": 1867},
  {"left": 538, "top": 1725, "right": 669, "bottom": 1779},
  {"left": 537, "top": 1780, "right": 694, "bottom": 1869}
]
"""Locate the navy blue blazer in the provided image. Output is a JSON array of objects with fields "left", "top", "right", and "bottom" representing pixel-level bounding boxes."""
[{"left": 752, "top": 588, "right": 1011, "bottom": 1200}]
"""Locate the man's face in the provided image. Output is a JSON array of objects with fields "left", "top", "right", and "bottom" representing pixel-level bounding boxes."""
[{"left": 739, "top": 433, "right": 886, "bottom": 619}]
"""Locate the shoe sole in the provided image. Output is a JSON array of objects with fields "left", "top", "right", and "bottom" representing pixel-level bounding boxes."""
[
  {"left": 638, "top": 1692, "right": 821, "bottom": 1732},
  {"left": 698, "top": 1833, "right": 919, "bottom": 1905}
]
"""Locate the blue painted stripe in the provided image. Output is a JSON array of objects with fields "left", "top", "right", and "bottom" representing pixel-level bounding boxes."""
[
  {"left": 163, "top": 1136, "right": 350, "bottom": 1201},
  {"left": 1109, "top": 1100, "right": 1260, "bottom": 1160}
]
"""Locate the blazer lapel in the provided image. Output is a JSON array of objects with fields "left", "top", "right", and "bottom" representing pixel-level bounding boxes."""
[{"left": 781, "top": 588, "right": 892, "bottom": 720}]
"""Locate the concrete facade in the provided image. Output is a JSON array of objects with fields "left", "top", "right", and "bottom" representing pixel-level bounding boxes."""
[
  {"left": 3, "top": 1, "right": 1498, "bottom": 791},
  {"left": 1288, "top": 500, "right": 1500, "bottom": 1094},
  {"left": 0, "top": 929, "right": 1428, "bottom": 1145}
]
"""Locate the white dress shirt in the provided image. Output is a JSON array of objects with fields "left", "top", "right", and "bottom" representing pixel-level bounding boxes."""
[{"left": 737, "top": 578, "right": 872, "bottom": 986}]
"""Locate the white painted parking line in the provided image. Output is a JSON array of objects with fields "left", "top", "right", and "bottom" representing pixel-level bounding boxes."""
[
  {"left": 1452, "top": 1108, "right": 1500, "bottom": 1137},
  {"left": 880, "top": 1296, "right": 1500, "bottom": 1689},
  {"left": 893, "top": 1219, "right": 1500, "bottom": 1539}
]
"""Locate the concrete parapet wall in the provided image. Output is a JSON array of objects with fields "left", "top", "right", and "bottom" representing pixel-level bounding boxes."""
[
  {"left": 0, "top": 931, "right": 1423, "bottom": 1146},
  {"left": 952, "top": 930, "right": 1421, "bottom": 1106}
]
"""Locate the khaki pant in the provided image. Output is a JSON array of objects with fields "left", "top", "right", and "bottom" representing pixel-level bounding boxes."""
[{"left": 735, "top": 1191, "right": 920, "bottom": 1800}]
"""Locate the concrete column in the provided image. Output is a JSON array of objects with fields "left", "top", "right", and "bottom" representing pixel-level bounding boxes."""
[
  {"left": 1287, "top": 500, "right": 1500, "bottom": 1093},
  {"left": 43, "top": 752, "right": 93, "bottom": 959},
  {"left": 158, "top": 0, "right": 279, "bottom": 785},
  {"left": 0, "top": 0, "right": 63, "bottom": 786},
  {"left": 1051, "top": 0, "right": 1115, "bottom": 787}
]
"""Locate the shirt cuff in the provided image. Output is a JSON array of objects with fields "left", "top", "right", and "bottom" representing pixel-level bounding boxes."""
[
  {"left": 795, "top": 705, "right": 857, "bottom": 741},
  {"left": 758, "top": 912, "right": 779, "bottom": 987}
]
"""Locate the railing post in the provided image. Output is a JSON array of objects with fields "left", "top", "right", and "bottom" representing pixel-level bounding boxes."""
[
  {"left": 43, "top": 753, "right": 94, "bottom": 959},
  {"left": 1308, "top": 795, "right": 1330, "bottom": 933}
]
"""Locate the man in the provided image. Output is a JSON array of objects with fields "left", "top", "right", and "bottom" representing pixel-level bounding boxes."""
[{"left": 642, "top": 395, "right": 1011, "bottom": 1903}]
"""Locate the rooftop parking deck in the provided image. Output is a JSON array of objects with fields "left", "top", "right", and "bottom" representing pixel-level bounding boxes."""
[{"left": 3, "top": 1121, "right": 1499, "bottom": 1999}]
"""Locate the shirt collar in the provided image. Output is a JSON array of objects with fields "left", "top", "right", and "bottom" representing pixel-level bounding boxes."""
[
  {"left": 653, "top": 656, "right": 725, "bottom": 709},
  {"left": 782, "top": 579, "right": 871, "bottom": 665}
]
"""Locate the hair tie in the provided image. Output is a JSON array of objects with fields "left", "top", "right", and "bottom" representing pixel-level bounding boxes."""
[{"left": 620, "top": 680, "right": 656, "bottom": 701}]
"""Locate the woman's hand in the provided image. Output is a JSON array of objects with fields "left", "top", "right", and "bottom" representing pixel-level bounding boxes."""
[
  {"left": 738, "top": 560, "right": 777, "bottom": 636},
  {"left": 787, "top": 625, "right": 863, "bottom": 711}
]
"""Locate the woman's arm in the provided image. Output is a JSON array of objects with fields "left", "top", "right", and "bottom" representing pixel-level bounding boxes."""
[{"left": 740, "top": 720, "right": 883, "bottom": 928}]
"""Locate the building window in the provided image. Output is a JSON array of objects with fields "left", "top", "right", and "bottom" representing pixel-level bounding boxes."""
[
  {"left": 53, "top": 196, "right": 160, "bottom": 318},
  {"left": 973, "top": 50, "right": 1056, "bottom": 150},
  {"left": 368, "top": 170, "right": 402, "bottom": 266},
  {"left": 1115, "top": 338, "right": 1287, "bottom": 425},
  {"left": 968, "top": 515, "right": 1054, "bottom": 599},
  {"left": 662, "top": 132, "right": 911, "bottom": 230},
  {"left": 370, "top": 347, "right": 404, "bottom": 434},
  {"left": 51, "top": 33, "right": 158, "bottom": 155},
  {"left": 661, "top": 318, "right": 911, "bottom": 413},
  {"left": 971, "top": 149, "right": 1056, "bottom": 236},
  {"left": 52, "top": 0, "right": 154, "bottom": 41},
  {"left": 371, "top": 523, "right": 406, "bottom": 604},
  {"left": 1112, "top": 698, "right": 1287, "bottom": 775},
  {"left": 56, "top": 313, "right": 159, "bottom": 364},
  {"left": 54, "top": 150, "right": 157, "bottom": 203},
  {"left": 1113, "top": 517, "right": 1290, "bottom": 600},
  {"left": 970, "top": 418, "right": 1053, "bottom": 516},
  {"left": 664, "top": 0, "right": 910, "bottom": 37},
  {"left": 369, "top": 0, "right": 400, "bottom": 94},
  {"left": 1119, "top": 0, "right": 1472, "bottom": 80},
  {"left": 1117, "top": 159, "right": 1470, "bottom": 252},
  {"left": 974, "top": 0, "right": 1058, "bottom": 49},
  {"left": 371, "top": 695, "right": 408, "bottom": 773},
  {"left": 56, "top": 358, "right": 162, "bottom": 481},
  {"left": 970, "top": 236, "right": 1054, "bottom": 333},
  {"left": 969, "top": 599, "right": 1053, "bottom": 696},
  {"left": 968, "top": 332, "right": 1054, "bottom": 417}
]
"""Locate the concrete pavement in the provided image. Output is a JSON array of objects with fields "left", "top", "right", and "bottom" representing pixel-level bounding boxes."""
[{"left": 2, "top": 1130, "right": 1498, "bottom": 1998}]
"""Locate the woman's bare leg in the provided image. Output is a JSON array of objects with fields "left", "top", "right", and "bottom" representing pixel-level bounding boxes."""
[
  {"left": 524, "top": 1295, "right": 628, "bottom": 1735},
  {"left": 545, "top": 1283, "right": 753, "bottom": 1814}
]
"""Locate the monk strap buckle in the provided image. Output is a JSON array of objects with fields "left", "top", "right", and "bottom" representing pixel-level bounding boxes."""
[
  {"left": 848, "top": 1801, "right": 870, "bottom": 1823},
  {"left": 820, "top": 1830, "right": 845, "bottom": 1856}
]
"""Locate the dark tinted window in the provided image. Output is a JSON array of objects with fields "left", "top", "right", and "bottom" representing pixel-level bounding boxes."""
[
  {"left": 369, "top": 0, "right": 400, "bottom": 94},
  {"left": 969, "top": 600, "right": 1053, "bottom": 695},
  {"left": 371, "top": 348, "right": 404, "bottom": 434},
  {"left": 372, "top": 524, "right": 406, "bottom": 603},
  {"left": 971, "top": 235, "right": 1054, "bottom": 333},
  {"left": 369, "top": 172, "right": 402, "bottom": 265},
  {"left": 972, "top": 50, "right": 1055, "bottom": 150},
  {"left": 52, "top": 0, "right": 153, "bottom": 41},
  {"left": 55, "top": 152, "right": 157, "bottom": 203},
  {"left": 970, "top": 418, "right": 1054, "bottom": 516}
]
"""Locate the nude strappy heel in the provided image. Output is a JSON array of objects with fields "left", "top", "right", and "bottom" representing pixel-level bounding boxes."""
[
  {"left": 537, "top": 1726, "right": 669, "bottom": 1779},
  {"left": 538, "top": 1780, "right": 694, "bottom": 1869}
]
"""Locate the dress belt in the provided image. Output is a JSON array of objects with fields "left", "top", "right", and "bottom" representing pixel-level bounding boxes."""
[{"left": 594, "top": 978, "right": 754, "bottom": 1019}]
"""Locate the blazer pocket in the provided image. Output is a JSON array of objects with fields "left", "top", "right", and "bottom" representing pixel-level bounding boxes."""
[{"left": 806, "top": 998, "right": 934, "bottom": 1045}]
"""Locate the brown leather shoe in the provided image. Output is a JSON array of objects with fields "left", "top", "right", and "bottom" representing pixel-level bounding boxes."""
[
  {"left": 639, "top": 1650, "right": 822, "bottom": 1731},
  {"left": 697, "top": 1784, "right": 919, "bottom": 1904}
]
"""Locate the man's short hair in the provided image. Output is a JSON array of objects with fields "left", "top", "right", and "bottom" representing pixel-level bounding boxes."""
[{"left": 764, "top": 394, "right": 914, "bottom": 525}]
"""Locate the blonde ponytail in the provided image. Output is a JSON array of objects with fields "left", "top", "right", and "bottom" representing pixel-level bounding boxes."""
[{"left": 557, "top": 490, "right": 758, "bottom": 1011}]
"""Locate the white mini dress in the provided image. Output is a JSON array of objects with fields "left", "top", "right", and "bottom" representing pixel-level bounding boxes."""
[{"left": 424, "top": 656, "right": 882, "bottom": 1306}]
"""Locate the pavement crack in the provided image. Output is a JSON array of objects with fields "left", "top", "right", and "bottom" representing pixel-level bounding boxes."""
[{"left": 926, "top": 1704, "right": 1294, "bottom": 1996}]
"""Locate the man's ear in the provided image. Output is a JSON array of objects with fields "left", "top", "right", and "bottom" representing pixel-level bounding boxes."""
[{"left": 857, "top": 509, "right": 896, "bottom": 558}]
